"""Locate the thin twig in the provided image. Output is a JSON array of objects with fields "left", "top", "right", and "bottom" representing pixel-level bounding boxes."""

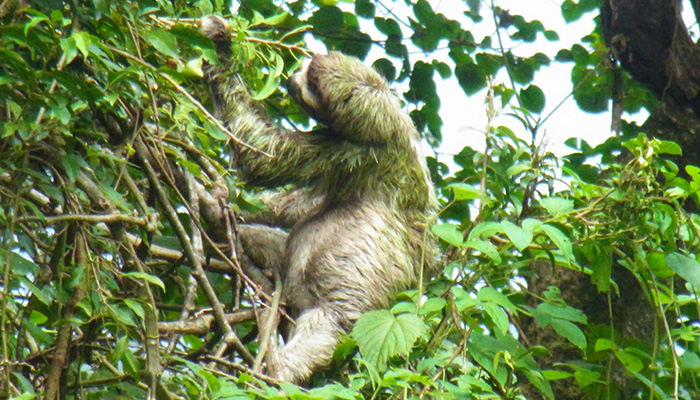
[{"left": 103, "top": 44, "right": 272, "bottom": 158}]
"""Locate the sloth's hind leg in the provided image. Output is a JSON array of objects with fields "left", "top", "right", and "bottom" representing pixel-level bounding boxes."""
[{"left": 268, "top": 307, "right": 343, "bottom": 383}]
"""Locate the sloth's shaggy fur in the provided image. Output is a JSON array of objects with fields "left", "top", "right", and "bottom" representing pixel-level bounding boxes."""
[{"left": 201, "top": 16, "right": 438, "bottom": 383}]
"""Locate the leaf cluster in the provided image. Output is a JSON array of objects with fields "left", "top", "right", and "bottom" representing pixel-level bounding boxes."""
[{"left": 1, "top": 1, "right": 700, "bottom": 400}]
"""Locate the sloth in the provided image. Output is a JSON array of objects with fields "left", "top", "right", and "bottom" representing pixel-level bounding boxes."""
[{"left": 201, "top": 16, "right": 438, "bottom": 383}]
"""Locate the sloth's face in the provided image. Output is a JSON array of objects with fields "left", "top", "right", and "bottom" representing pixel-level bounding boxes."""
[
  {"left": 287, "top": 52, "right": 402, "bottom": 144},
  {"left": 287, "top": 54, "right": 336, "bottom": 126}
]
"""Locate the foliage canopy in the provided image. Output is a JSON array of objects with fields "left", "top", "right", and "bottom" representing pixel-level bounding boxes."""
[{"left": 1, "top": 1, "right": 699, "bottom": 399}]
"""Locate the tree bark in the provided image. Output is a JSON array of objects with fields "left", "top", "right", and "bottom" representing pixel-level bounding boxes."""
[{"left": 602, "top": 0, "right": 700, "bottom": 160}]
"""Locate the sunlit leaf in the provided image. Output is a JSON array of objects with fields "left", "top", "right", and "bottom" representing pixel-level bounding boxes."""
[{"left": 352, "top": 310, "right": 423, "bottom": 370}]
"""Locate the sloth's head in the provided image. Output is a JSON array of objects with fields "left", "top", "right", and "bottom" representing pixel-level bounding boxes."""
[{"left": 288, "top": 52, "right": 415, "bottom": 145}]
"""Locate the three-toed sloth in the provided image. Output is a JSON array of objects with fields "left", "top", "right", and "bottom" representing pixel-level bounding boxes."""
[{"left": 201, "top": 16, "right": 438, "bottom": 383}]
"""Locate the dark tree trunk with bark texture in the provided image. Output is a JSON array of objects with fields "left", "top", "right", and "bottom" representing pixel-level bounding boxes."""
[
  {"left": 602, "top": 0, "right": 700, "bottom": 159},
  {"left": 521, "top": 1, "right": 700, "bottom": 398}
]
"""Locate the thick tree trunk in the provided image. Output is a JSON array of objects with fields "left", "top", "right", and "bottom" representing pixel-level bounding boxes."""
[
  {"left": 602, "top": 0, "right": 700, "bottom": 159},
  {"left": 520, "top": 2, "right": 700, "bottom": 398}
]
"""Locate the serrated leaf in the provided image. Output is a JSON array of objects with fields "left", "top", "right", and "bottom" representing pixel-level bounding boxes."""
[
  {"left": 501, "top": 220, "right": 532, "bottom": 251},
  {"left": 352, "top": 310, "right": 423, "bottom": 370}
]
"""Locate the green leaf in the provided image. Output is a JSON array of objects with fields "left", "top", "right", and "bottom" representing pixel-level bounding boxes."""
[
  {"left": 432, "top": 223, "right": 465, "bottom": 246},
  {"left": 8, "top": 393, "right": 35, "bottom": 400},
  {"left": 123, "top": 299, "right": 145, "bottom": 319},
  {"left": 482, "top": 302, "right": 509, "bottom": 336},
  {"left": 28, "top": 310, "right": 48, "bottom": 326},
  {"left": 73, "top": 31, "right": 91, "bottom": 59},
  {"left": 537, "top": 224, "right": 573, "bottom": 263},
  {"left": 506, "top": 163, "right": 531, "bottom": 177},
  {"left": 261, "top": 12, "right": 288, "bottom": 26},
  {"left": 467, "top": 221, "right": 504, "bottom": 241},
  {"left": 110, "top": 304, "right": 137, "bottom": 327},
  {"left": 543, "top": 369, "right": 573, "bottom": 380},
  {"left": 448, "top": 182, "right": 480, "bottom": 200},
  {"left": 477, "top": 286, "right": 517, "bottom": 313},
  {"left": 616, "top": 349, "right": 644, "bottom": 373},
  {"left": 356, "top": 0, "right": 376, "bottom": 18},
  {"left": 61, "top": 154, "right": 83, "bottom": 183},
  {"left": 536, "top": 303, "right": 587, "bottom": 324},
  {"left": 420, "top": 297, "right": 446, "bottom": 314},
  {"left": 544, "top": 30, "right": 559, "bottom": 41},
  {"left": 252, "top": 53, "right": 284, "bottom": 99},
  {"left": 655, "top": 140, "right": 682, "bottom": 155},
  {"left": 19, "top": 277, "right": 51, "bottom": 306},
  {"left": 464, "top": 240, "right": 501, "bottom": 262},
  {"left": 183, "top": 57, "right": 203, "bottom": 77},
  {"left": 680, "top": 351, "right": 700, "bottom": 371},
  {"left": 352, "top": 310, "right": 423, "bottom": 370},
  {"left": 666, "top": 252, "right": 700, "bottom": 291},
  {"left": 451, "top": 286, "right": 477, "bottom": 311},
  {"left": 550, "top": 319, "right": 586, "bottom": 351},
  {"left": 520, "top": 84, "right": 545, "bottom": 113},
  {"left": 455, "top": 62, "right": 486, "bottom": 95},
  {"left": 144, "top": 28, "right": 179, "bottom": 59},
  {"left": 539, "top": 197, "right": 574, "bottom": 216},
  {"left": 594, "top": 338, "right": 614, "bottom": 352},
  {"left": 59, "top": 37, "right": 78, "bottom": 65},
  {"left": 123, "top": 272, "right": 166, "bottom": 291},
  {"left": 204, "top": 119, "right": 228, "bottom": 141},
  {"left": 501, "top": 220, "right": 532, "bottom": 251},
  {"left": 310, "top": 6, "right": 344, "bottom": 31},
  {"left": 587, "top": 242, "right": 612, "bottom": 292}
]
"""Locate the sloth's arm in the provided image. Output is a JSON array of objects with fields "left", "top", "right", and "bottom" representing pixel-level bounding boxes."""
[{"left": 201, "top": 17, "right": 370, "bottom": 189}]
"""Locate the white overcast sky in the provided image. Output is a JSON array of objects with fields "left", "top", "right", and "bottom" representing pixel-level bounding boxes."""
[{"left": 275, "top": 0, "right": 697, "bottom": 161}]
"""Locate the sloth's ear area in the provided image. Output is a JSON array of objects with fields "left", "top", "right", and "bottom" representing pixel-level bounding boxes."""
[
  {"left": 287, "top": 59, "right": 326, "bottom": 123},
  {"left": 199, "top": 16, "right": 232, "bottom": 62}
]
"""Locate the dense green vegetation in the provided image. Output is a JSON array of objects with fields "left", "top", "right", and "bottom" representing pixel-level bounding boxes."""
[{"left": 1, "top": 1, "right": 699, "bottom": 399}]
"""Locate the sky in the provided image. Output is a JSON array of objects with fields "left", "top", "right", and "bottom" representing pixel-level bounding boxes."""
[
  {"left": 427, "top": 0, "right": 626, "bottom": 159},
  {"left": 297, "top": 0, "right": 696, "bottom": 162},
  {"left": 304, "top": 0, "right": 624, "bottom": 160}
]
